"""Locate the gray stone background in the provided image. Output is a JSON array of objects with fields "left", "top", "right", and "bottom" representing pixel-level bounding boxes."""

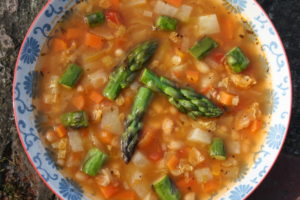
[{"left": 0, "top": 0, "right": 299, "bottom": 199}]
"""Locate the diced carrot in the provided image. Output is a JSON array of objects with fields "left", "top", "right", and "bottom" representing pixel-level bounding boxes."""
[
  {"left": 176, "top": 177, "right": 197, "bottom": 192},
  {"left": 211, "top": 162, "right": 221, "bottom": 176},
  {"left": 100, "top": 185, "right": 120, "bottom": 199},
  {"left": 72, "top": 95, "right": 85, "bottom": 110},
  {"left": 250, "top": 119, "right": 262, "bottom": 132},
  {"left": 223, "top": 19, "right": 234, "bottom": 40},
  {"left": 114, "top": 190, "right": 136, "bottom": 200},
  {"left": 186, "top": 70, "right": 200, "bottom": 83},
  {"left": 89, "top": 91, "right": 104, "bottom": 104},
  {"left": 110, "top": 0, "right": 120, "bottom": 7},
  {"left": 172, "top": 70, "right": 182, "bottom": 79},
  {"left": 115, "top": 37, "right": 126, "bottom": 48},
  {"left": 105, "top": 10, "right": 121, "bottom": 25},
  {"left": 211, "top": 52, "right": 225, "bottom": 64},
  {"left": 148, "top": 148, "right": 164, "bottom": 161},
  {"left": 51, "top": 38, "right": 67, "bottom": 52},
  {"left": 218, "top": 91, "right": 235, "bottom": 106},
  {"left": 177, "top": 147, "right": 190, "bottom": 158},
  {"left": 66, "top": 28, "right": 81, "bottom": 40},
  {"left": 99, "top": 131, "right": 114, "bottom": 145},
  {"left": 85, "top": 33, "right": 103, "bottom": 49},
  {"left": 138, "top": 129, "right": 157, "bottom": 148},
  {"left": 165, "top": 0, "right": 182, "bottom": 7},
  {"left": 167, "top": 155, "right": 179, "bottom": 171},
  {"left": 202, "top": 180, "right": 220, "bottom": 193},
  {"left": 55, "top": 125, "right": 67, "bottom": 138}
]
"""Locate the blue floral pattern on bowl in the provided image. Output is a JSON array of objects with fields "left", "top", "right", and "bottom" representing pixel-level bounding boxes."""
[
  {"left": 21, "top": 37, "right": 40, "bottom": 64},
  {"left": 13, "top": 0, "right": 292, "bottom": 200}
]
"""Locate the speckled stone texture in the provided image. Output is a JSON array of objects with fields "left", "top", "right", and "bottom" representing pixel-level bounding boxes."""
[{"left": 0, "top": 0, "right": 299, "bottom": 199}]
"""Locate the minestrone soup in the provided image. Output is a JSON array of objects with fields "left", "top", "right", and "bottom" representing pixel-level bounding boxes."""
[{"left": 34, "top": 0, "right": 271, "bottom": 199}]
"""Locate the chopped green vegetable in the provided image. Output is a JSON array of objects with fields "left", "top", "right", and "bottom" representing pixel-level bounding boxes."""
[
  {"left": 121, "top": 87, "right": 153, "bottom": 163},
  {"left": 189, "top": 37, "right": 218, "bottom": 60},
  {"left": 226, "top": 47, "right": 250, "bottom": 73},
  {"left": 59, "top": 64, "right": 83, "bottom": 88},
  {"left": 153, "top": 175, "right": 181, "bottom": 200},
  {"left": 103, "top": 40, "right": 158, "bottom": 100},
  {"left": 82, "top": 148, "right": 108, "bottom": 176},
  {"left": 210, "top": 138, "right": 226, "bottom": 160},
  {"left": 156, "top": 16, "right": 178, "bottom": 31},
  {"left": 85, "top": 11, "right": 105, "bottom": 27},
  {"left": 60, "top": 111, "right": 88, "bottom": 129},
  {"left": 140, "top": 69, "right": 223, "bottom": 119}
]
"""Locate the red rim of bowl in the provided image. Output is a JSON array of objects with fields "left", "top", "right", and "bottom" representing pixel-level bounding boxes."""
[{"left": 12, "top": 0, "right": 293, "bottom": 200}]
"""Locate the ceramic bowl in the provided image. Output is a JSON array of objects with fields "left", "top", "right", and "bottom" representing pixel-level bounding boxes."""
[{"left": 13, "top": 0, "right": 292, "bottom": 199}]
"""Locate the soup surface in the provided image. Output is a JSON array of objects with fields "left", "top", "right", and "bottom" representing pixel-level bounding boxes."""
[{"left": 34, "top": 0, "right": 271, "bottom": 199}]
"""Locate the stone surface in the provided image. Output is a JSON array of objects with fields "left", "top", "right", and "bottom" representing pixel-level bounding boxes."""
[{"left": 0, "top": 0, "right": 299, "bottom": 199}]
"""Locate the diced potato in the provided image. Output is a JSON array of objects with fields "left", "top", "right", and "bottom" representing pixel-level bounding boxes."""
[
  {"left": 68, "top": 131, "right": 84, "bottom": 152},
  {"left": 154, "top": 1, "right": 178, "bottom": 17},
  {"left": 226, "top": 141, "right": 241, "bottom": 154},
  {"left": 176, "top": 5, "right": 193, "bottom": 22},
  {"left": 184, "top": 192, "right": 196, "bottom": 200},
  {"left": 198, "top": 14, "right": 220, "bottom": 35},
  {"left": 194, "top": 168, "right": 213, "bottom": 183},
  {"left": 188, "top": 128, "right": 212, "bottom": 144}
]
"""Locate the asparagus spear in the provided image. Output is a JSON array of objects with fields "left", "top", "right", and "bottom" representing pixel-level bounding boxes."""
[
  {"left": 153, "top": 175, "right": 181, "bottom": 200},
  {"left": 210, "top": 138, "right": 226, "bottom": 160},
  {"left": 82, "top": 148, "right": 108, "bottom": 176},
  {"left": 121, "top": 87, "right": 153, "bottom": 163},
  {"left": 103, "top": 41, "right": 158, "bottom": 100},
  {"left": 60, "top": 111, "right": 88, "bottom": 129},
  {"left": 140, "top": 69, "right": 223, "bottom": 119}
]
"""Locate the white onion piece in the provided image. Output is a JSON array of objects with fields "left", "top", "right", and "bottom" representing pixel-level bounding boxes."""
[
  {"left": 68, "top": 131, "right": 83, "bottom": 152},
  {"left": 100, "top": 106, "right": 123, "bottom": 135},
  {"left": 127, "top": 0, "right": 146, "bottom": 6},
  {"left": 227, "top": 141, "right": 241, "bottom": 154},
  {"left": 132, "top": 151, "right": 149, "bottom": 167},
  {"left": 87, "top": 70, "right": 108, "bottom": 88},
  {"left": 194, "top": 168, "right": 213, "bottom": 183},
  {"left": 198, "top": 14, "right": 220, "bottom": 35},
  {"left": 188, "top": 128, "right": 212, "bottom": 144},
  {"left": 195, "top": 61, "right": 210, "bottom": 74},
  {"left": 176, "top": 5, "right": 193, "bottom": 22},
  {"left": 154, "top": 1, "right": 178, "bottom": 17}
]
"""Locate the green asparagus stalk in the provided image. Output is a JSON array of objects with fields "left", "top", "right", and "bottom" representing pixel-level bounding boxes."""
[
  {"left": 60, "top": 111, "right": 88, "bottom": 129},
  {"left": 140, "top": 69, "right": 223, "bottom": 119},
  {"left": 82, "top": 148, "right": 108, "bottom": 176},
  {"left": 153, "top": 175, "right": 181, "bottom": 200},
  {"left": 103, "top": 41, "right": 158, "bottom": 100},
  {"left": 121, "top": 87, "right": 153, "bottom": 163},
  {"left": 210, "top": 138, "right": 226, "bottom": 160}
]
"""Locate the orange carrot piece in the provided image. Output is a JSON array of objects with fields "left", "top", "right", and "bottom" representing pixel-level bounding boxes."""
[
  {"left": 100, "top": 185, "right": 120, "bottom": 199},
  {"left": 72, "top": 95, "right": 85, "bottom": 110},
  {"left": 165, "top": 0, "right": 183, "bottom": 7},
  {"left": 186, "top": 70, "right": 200, "bottom": 83},
  {"left": 218, "top": 91, "right": 235, "bottom": 106},
  {"left": 66, "top": 28, "right": 81, "bottom": 40},
  {"left": 114, "top": 190, "right": 136, "bottom": 200},
  {"left": 55, "top": 125, "right": 67, "bottom": 138},
  {"left": 89, "top": 91, "right": 104, "bottom": 104},
  {"left": 52, "top": 38, "right": 67, "bottom": 52},
  {"left": 85, "top": 33, "right": 103, "bottom": 49},
  {"left": 250, "top": 120, "right": 262, "bottom": 132},
  {"left": 148, "top": 148, "right": 164, "bottom": 162},
  {"left": 203, "top": 180, "right": 220, "bottom": 193},
  {"left": 110, "top": 0, "right": 120, "bottom": 7},
  {"left": 223, "top": 19, "right": 234, "bottom": 40},
  {"left": 176, "top": 177, "right": 197, "bottom": 192},
  {"left": 138, "top": 129, "right": 156, "bottom": 148},
  {"left": 177, "top": 147, "right": 190, "bottom": 158},
  {"left": 99, "top": 131, "right": 114, "bottom": 145},
  {"left": 167, "top": 155, "right": 179, "bottom": 171}
]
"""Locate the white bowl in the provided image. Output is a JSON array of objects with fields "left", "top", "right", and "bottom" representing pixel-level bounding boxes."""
[{"left": 13, "top": 0, "right": 292, "bottom": 199}]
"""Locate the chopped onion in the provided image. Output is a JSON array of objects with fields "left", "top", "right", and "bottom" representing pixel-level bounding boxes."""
[
  {"left": 176, "top": 5, "right": 193, "bottom": 22},
  {"left": 143, "top": 10, "right": 153, "bottom": 17},
  {"left": 68, "top": 131, "right": 84, "bottom": 152},
  {"left": 127, "top": 0, "right": 146, "bottom": 6},
  {"left": 154, "top": 1, "right": 178, "bottom": 17},
  {"left": 227, "top": 141, "right": 241, "bottom": 154},
  {"left": 188, "top": 128, "right": 212, "bottom": 144},
  {"left": 132, "top": 151, "right": 149, "bottom": 167},
  {"left": 194, "top": 168, "right": 213, "bottom": 183},
  {"left": 101, "top": 106, "right": 123, "bottom": 135},
  {"left": 197, "top": 14, "right": 220, "bottom": 35},
  {"left": 87, "top": 70, "right": 108, "bottom": 88}
]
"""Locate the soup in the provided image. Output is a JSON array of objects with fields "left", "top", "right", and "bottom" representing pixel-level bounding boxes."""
[{"left": 34, "top": 0, "right": 271, "bottom": 199}]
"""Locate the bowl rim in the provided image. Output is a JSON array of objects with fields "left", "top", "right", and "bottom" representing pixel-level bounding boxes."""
[{"left": 12, "top": 0, "right": 293, "bottom": 199}]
